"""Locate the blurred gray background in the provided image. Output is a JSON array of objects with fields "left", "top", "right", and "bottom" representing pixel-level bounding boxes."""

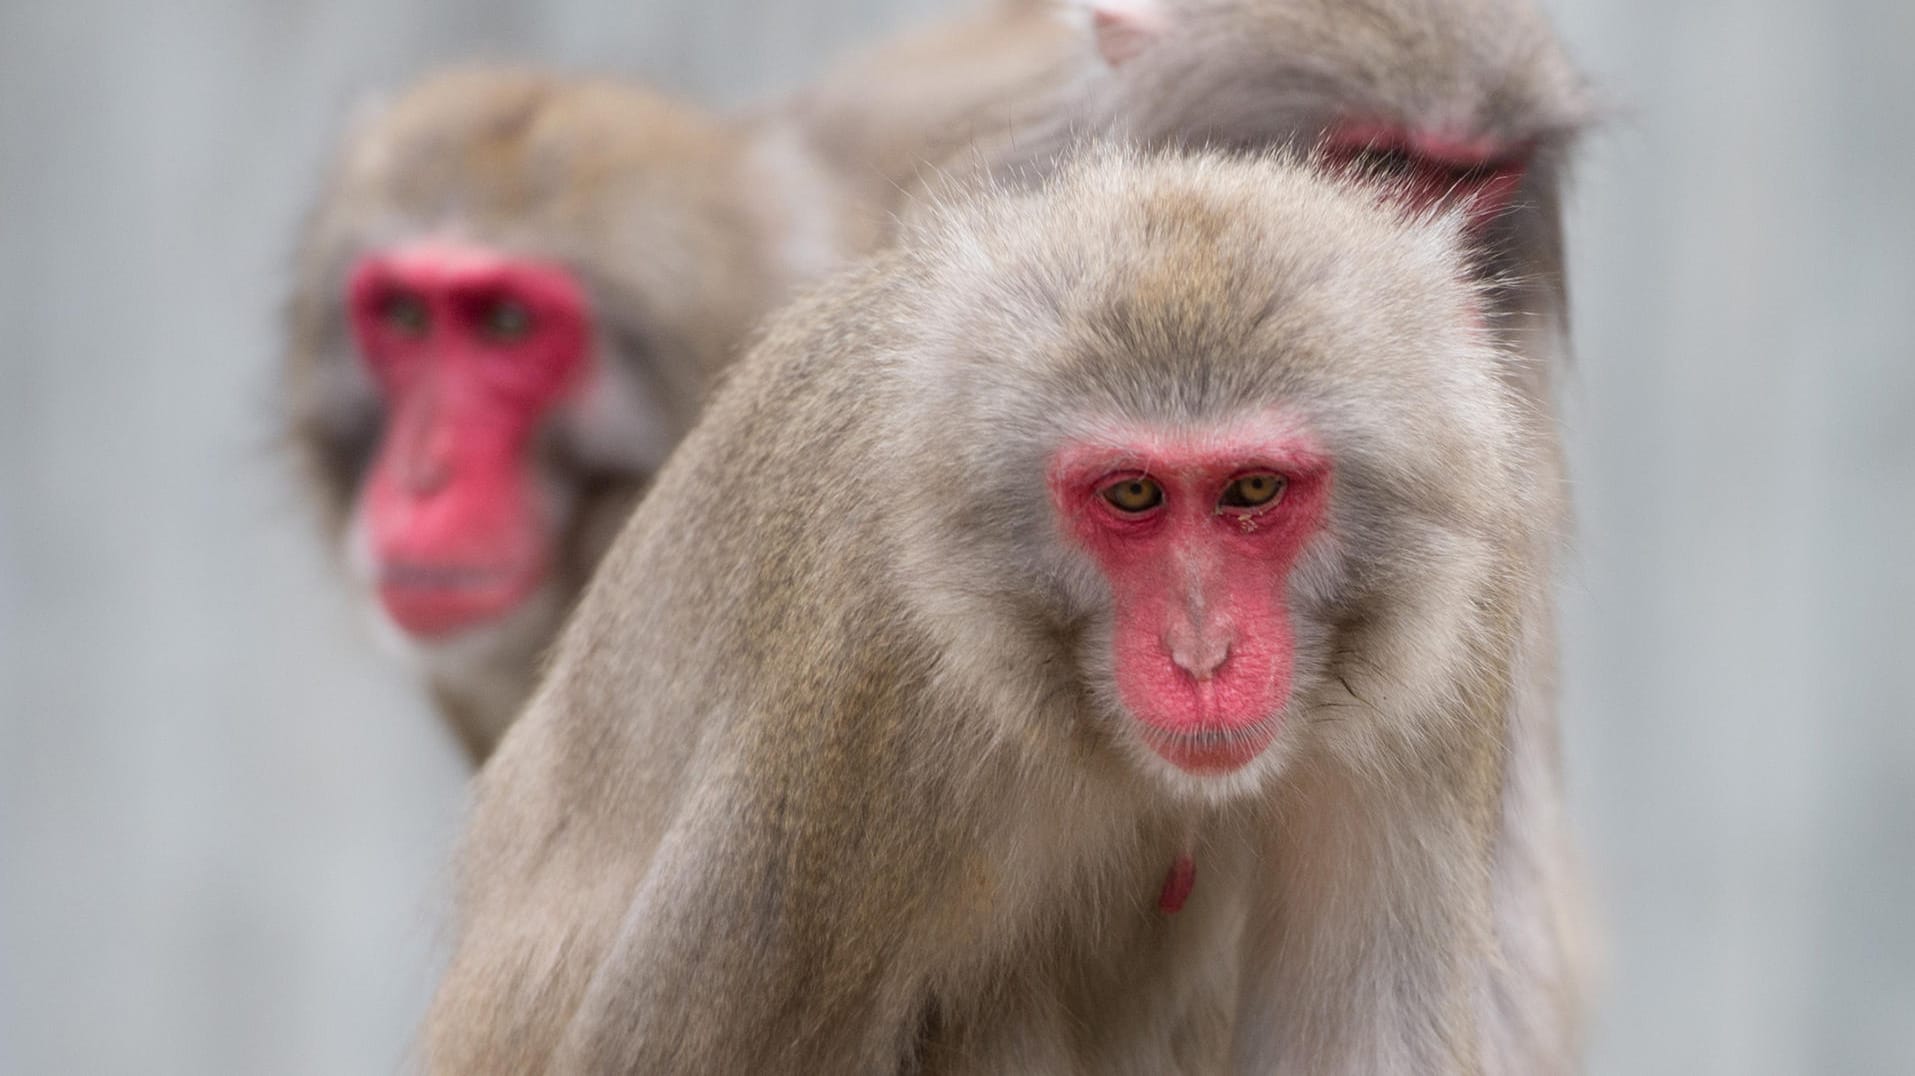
[{"left": 1, "top": 0, "right": 1910, "bottom": 1073}]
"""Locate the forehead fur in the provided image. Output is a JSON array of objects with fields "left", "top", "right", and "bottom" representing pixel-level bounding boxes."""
[
  {"left": 292, "top": 66, "right": 791, "bottom": 372},
  {"left": 894, "top": 148, "right": 1521, "bottom": 491},
  {"left": 330, "top": 67, "right": 742, "bottom": 255},
  {"left": 910, "top": 150, "right": 1484, "bottom": 399}
]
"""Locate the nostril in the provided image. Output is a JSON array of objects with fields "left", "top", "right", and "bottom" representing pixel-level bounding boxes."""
[
  {"left": 1169, "top": 638, "right": 1230, "bottom": 681},
  {"left": 404, "top": 456, "right": 452, "bottom": 497},
  {"left": 1164, "top": 619, "right": 1232, "bottom": 680}
]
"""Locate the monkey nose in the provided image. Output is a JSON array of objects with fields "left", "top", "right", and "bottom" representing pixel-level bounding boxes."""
[
  {"left": 1166, "top": 625, "right": 1231, "bottom": 681},
  {"left": 402, "top": 453, "right": 453, "bottom": 497}
]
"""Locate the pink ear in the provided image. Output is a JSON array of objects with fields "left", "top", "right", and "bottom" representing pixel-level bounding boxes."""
[{"left": 1087, "top": 1, "right": 1168, "bottom": 67}]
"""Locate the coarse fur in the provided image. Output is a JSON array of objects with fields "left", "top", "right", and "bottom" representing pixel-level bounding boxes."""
[
  {"left": 423, "top": 149, "right": 1555, "bottom": 1074},
  {"left": 281, "top": 66, "right": 865, "bottom": 760},
  {"left": 803, "top": 4, "right": 1601, "bottom": 1061},
  {"left": 801, "top": 0, "right": 1590, "bottom": 403}
]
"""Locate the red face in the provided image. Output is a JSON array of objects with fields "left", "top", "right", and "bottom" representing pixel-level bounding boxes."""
[
  {"left": 1322, "top": 121, "right": 1530, "bottom": 234},
  {"left": 346, "top": 242, "right": 592, "bottom": 639},
  {"left": 1049, "top": 428, "right": 1332, "bottom": 777}
]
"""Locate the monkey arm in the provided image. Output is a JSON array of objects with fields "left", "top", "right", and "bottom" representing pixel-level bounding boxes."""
[
  {"left": 542, "top": 614, "right": 1019, "bottom": 1074},
  {"left": 429, "top": 598, "right": 989, "bottom": 1074},
  {"left": 423, "top": 722, "right": 949, "bottom": 1073},
  {"left": 545, "top": 755, "right": 959, "bottom": 1073}
]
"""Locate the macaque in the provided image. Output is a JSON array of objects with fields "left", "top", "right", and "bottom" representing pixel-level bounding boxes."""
[
  {"left": 803, "top": 0, "right": 1590, "bottom": 376},
  {"left": 282, "top": 67, "right": 864, "bottom": 760},
  {"left": 424, "top": 149, "right": 1567, "bottom": 1073},
  {"left": 806, "top": 3, "right": 1599, "bottom": 1056}
]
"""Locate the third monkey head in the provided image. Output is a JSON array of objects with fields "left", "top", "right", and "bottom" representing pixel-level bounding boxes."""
[{"left": 286, "top": 67, "right": 836, "bottom": 749}]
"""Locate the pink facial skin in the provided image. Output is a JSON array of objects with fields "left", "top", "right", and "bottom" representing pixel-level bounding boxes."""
[
  {"left": 1049, "top": 428, "right": 1332, "bottom": 776},
  {"left": 1322, "top": 121, "right": 1532, "bottom": 234},
  {"left": 347, "top": 242, "right": 593, "bottom": 638}
]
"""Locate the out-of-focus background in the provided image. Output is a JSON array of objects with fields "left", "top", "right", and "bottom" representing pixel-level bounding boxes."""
[{"left": 1, "top": 0, "right": 1909, "bottom": 1072}]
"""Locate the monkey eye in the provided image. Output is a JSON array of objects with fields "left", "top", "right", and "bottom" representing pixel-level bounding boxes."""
[
  {"left": 379, "top": 292, "right": 431, "bottom": 338},
  {"left": 478, "top": 298, "right": 536, "bottom": 342},
  {"left": 1100, "top": 476, "right": 1164, "bottom": 514},
  {"left": 1217, "top": 473, "right": 1286, "bottom": 511}
]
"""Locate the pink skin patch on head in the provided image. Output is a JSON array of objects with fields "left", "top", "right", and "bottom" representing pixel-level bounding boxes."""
[
  {"left": 347, "top": 242, "right": 593, "bottom": 638},
  {"left": 1049, "top": 427, "right": 1332, "bottom": 776},
  {"left": 1322, "top": 121, "right": 1532, "bottom": 234}
]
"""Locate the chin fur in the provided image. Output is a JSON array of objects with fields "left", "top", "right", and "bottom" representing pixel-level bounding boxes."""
[{"left": 361, "top": 582, "right": 560, "bottom": 689}]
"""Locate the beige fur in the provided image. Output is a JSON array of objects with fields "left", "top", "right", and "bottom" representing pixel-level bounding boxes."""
[
  {"left": 803, "top": 8, "right": 1601, "bottom": 1063},
  {"left": 281, "top": 66, "right": 867, "bottom": 760},
  {"left": 423, "top": 149, "right": 1557, "bottom": 1074}
]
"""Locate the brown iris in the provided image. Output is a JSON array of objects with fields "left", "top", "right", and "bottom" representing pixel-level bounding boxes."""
[
  {"left": 379, "top": 292, "right": 430, "bottom": 337},
  {"left": 1218, "top": 473, "right": 1285, "bottom": 510},
  {"left": 1101, "top": 476, "right": 1163, "bottom": 513},
  {"left": 479, "top": 298, "right": 535, "bottom": 342}
]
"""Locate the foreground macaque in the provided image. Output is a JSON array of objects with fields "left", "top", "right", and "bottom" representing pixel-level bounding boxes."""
[
  {"left": 425, "top": 150, "right": 1574, "bottom": 1073},
  {"left": 282, "top": 68, "right": 860, "bottom": 759},
  {"left": 809, "top": 5, "right": 1599, "bottom": 1053}
]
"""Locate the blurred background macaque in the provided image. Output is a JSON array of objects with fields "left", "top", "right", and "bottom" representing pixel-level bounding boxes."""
[{"left": 282, "top": 67, "right": 867, "bottom": 759}]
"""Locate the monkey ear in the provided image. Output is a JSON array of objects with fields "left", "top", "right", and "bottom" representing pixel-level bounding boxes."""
[{"left": 1081, "top": 0, "right": 1169, "bottom": 67}]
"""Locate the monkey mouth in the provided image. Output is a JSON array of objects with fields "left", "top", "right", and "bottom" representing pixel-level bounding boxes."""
[
  {"left": 377, "top": 559, "right": 547, "bottom": 638},
  {"left": 1134, "top": 716, "right": 1281, "bottom": 776}
]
